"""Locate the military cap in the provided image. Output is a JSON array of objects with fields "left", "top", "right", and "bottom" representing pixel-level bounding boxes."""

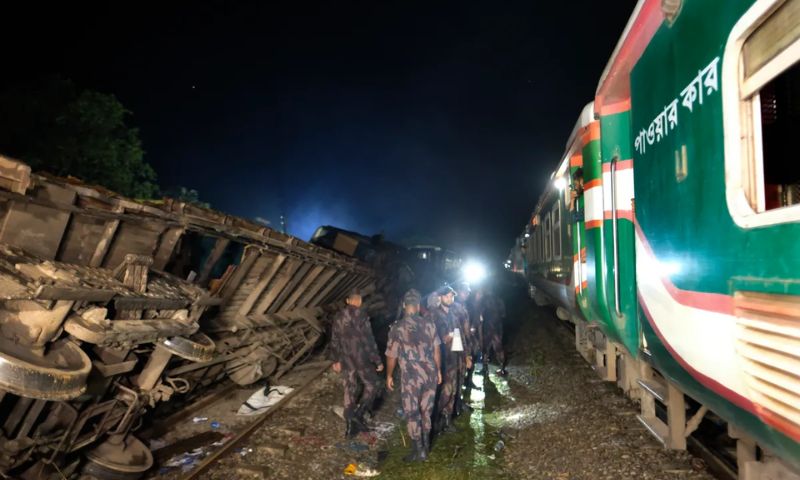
[
  {"left": 402, "top": 289, "right": 422, "bottom": 306},
  {"left": 436, "top": 284, "right": 456, "bottom": 296},
  {"left": 453, "top": 281, "right": 471, "bottom": 293}
]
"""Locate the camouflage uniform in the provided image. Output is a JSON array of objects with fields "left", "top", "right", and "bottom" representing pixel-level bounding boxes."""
[
  {"left": 330, "top": 305, "right": 382, "bottom": 420},
  {"left": 386, "top": 311, "right": 440, "bottom": 444},
  {"left": 451, "top": 298, "right": 473, "bottom": 409},
  {"left": 432, "top": 304, "right": 461, "bottom": 421},
  {"left": 480, "top": 293, "right": 506, "bottom": 366}
]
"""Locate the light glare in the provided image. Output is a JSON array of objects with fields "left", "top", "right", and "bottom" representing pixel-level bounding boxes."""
[
  {"left": 554, "top": 177, "right": 567, "bottom": 191},
  {"left": 462, "top": 260, "right": 487, "bottom": 283}
]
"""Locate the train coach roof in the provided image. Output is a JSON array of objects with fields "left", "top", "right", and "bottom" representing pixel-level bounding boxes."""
[{"left": 595, "top": 0, "right": 664, "bottom": 115}]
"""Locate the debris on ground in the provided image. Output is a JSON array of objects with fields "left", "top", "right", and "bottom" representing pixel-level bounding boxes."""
[{"left": 237, "top": 386, "right": 295, "bottom": 416}]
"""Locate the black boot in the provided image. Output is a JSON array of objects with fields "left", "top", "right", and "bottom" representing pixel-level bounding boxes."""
[
  {"left": 441, "top": 414, "right": 459, "bottom": 433},
  {"left": 353, "top": 403, "right": 372, "bottom": 430},
  {"left": 421, "top": 433, "right": 430, "bottom": 459},
  {"left": 455, "top": 396, "right": 472, "bottom": 416},
  {"left": 403, "top": 440, "right": 422, "bottom": 462},
  {"left": 345, "top": 416, "right": 365, "bottom": 439}
]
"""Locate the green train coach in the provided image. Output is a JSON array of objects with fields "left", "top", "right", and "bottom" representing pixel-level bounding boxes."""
[{"left": 518, "top": 0, "right": 800, "bottom": 476}]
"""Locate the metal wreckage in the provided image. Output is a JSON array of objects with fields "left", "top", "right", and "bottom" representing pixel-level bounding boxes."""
[{"left": 0, "top": 155, "right": 384, "bottom": 479}]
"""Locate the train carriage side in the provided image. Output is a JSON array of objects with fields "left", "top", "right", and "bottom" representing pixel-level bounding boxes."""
[
  {"left": 525, "top": 167, "right": 573, "bottom": 311},
  {"left": 603, "top": 0, "right": 800, "bottom": 471}
]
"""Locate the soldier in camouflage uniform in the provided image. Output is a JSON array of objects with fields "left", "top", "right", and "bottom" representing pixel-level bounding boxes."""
[
  {"left": 452, "top": 282, "right": 474, "bottom": 416},
  {"left": 385, "top": 289, "right": 442, "bottom": 462},
  {"left": 432, "top": 285, "right": 466, "bottom": 433},
  {"left": 479, "top": 288, "right": 507, "bottom": 376},
  {"left": 330, "top": 289, "right": 384, "bottom": 438}
]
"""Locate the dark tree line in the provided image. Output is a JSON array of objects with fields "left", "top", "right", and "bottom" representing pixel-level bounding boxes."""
[{"left": 0, "top": 77, "right": 159, "bottom": 198}]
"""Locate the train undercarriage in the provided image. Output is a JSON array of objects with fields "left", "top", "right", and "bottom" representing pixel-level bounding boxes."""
[{"left": 0, "top": 156, "right": 378, "bottom": 479}]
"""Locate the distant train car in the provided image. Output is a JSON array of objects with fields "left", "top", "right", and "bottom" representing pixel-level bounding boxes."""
[
  {"left": 407, "top": 244, "right": 462, "bottom": 291},
  {"left": 309, "top": 225, "right": 384, "bottom": 262},
  {"left": 520, "top": 0, "right": 800, "bottom": 476}
]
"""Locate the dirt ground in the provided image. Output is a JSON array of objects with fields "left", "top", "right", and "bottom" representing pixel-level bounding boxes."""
[{"left": 150, "top": 290, "right": 718, "bottom": 480}]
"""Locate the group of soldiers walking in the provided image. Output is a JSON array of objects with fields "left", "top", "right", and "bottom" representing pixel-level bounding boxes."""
[{"left": 329, "top": 282, "right": 506, "bottom": 462}]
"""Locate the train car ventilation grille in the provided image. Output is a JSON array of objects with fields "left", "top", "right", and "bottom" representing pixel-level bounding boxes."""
[{"left": 734, "top": 291, "right": 800, "bottom": 438}]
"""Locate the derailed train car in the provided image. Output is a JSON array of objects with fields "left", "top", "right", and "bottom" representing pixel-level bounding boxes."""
[
  {"left": 0, "top": 156, "right": 375, "bottom": 478},
  {"left": 519, "top": 0, "right": 800, "bottom": 477}
]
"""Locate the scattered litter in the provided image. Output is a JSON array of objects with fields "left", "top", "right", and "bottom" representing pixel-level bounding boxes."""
[
  {"left": 152, "top": 431, "right": 224, "bottom": 465},
  {"left": 331, "top": 405, "right": 345, "bottom": 419},
  {"left": 237, "top": 386, "right": 294, "bottom": 416},
  {"left": 354, "top": 466, "right": 380, "bottom": 477},
  {"left": 494, "top": 440, "right": 505, "bottom": 452},
  {"left": 235, "top": 447, "right": 254, "bottom": 457},
  {"left": 210, "top": 421, "right": 221, "bottom": 429},
  {"left": 192, "top": 416, "right": 208, "bottom": 423},
  {"left": 369, "top": 422, "right": 396, "bottom": 441},
  {"left": 344, "top": 463, "right": 380, "bottom": 477},
  {"left": 163, "top": 448, "right": 206, "bottom": 468}
]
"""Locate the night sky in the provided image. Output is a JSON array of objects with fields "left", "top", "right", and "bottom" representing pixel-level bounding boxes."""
[{"left": 4, "top": 1, "right": 635, "bottom": 264}]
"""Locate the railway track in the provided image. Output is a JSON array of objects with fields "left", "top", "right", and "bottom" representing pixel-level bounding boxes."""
[
  {"left": 162, "top": 361, "right": 332, "bottom": 480},
  {"left": 544, "top": 306, "right": 736, "bottom": 480}
]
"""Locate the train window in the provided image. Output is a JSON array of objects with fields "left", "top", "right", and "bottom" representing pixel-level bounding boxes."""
[
  {"left": 544, "top": 213, "right": 552, "bottom": 262},
  {"left": 537, "top": 227, "right": 543, "bottom": 262},
  {"left": 552, "top": 203, "right": 561, "bottom": 260},
  {"left": 726, "top": 0, "right": 800, "bottom": 226}
]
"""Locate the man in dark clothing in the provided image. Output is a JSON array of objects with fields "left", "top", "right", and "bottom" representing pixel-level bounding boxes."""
[
  {"left": 330, "top": 289, "right": 384, "bottom": 438},
  {"left": 432, "top": 285, "right": 465, "bottom": 433},
  {"left": 385, "top": 289, "right": 441, "bottom": 462},
  {"left": 479, "top": 288, "right": 507, "bottom": 376},
  {"left": 569, "top": 167, "right": 585, "bottom": 223},
  {"left": 452, "top": 282, "right": 474, "bottom": 416}
]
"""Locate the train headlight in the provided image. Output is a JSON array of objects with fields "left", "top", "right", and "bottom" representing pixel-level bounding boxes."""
[
  {"left": 462, "top": 260, "right": 487, "bottom": 283},
  {"left": 554, "top": 177, "right": 567, "bottom": 191}
]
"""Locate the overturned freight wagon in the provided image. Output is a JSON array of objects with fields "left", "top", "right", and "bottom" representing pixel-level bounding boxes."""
[{"left": 0, "top": 156, "right": 375, "bottom": 478}]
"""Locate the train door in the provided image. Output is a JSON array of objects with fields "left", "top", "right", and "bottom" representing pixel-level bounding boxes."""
[
  {"left": 599, "top": 106, "right": 640, "bottom": 355},
  {"left": 576, "top": 108, "right": 617, "bottom": 338}
]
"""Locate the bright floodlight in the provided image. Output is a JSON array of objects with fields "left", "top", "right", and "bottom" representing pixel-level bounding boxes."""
[
  {"left": 462, "top": 260, "right": 487, "bottom": 283},
  {"left": 554, "top": 177, "right": 567, "bottom": 191}
]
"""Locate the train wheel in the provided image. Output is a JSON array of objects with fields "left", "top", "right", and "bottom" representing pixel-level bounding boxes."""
[
  {"left": 0, "top": 338, "right": 91, "bottom": 401},
  {"left": 83, "top": 434, "right": 153, "bottom": 480},
  {"left": 161, "top": 332, "right": 216, "bottom": 362}
]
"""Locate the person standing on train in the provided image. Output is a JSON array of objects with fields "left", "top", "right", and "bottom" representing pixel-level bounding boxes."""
[
  {"left": 385, "top": 289, "right": 442, "bottom": 462},
  {"left": 330, "top": 289, "right": 384, "bottom": 438}
]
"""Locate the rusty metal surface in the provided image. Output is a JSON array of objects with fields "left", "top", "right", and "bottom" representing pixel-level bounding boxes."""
[{"left": 0, "top": 157, "right": 375, "bottom": 478}]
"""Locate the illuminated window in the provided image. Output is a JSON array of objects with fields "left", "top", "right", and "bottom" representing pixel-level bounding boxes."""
[
  {"left": 727, "top": 0, "right": 800, "bottom": 225},
  {"left": 551, "top": 203, "right": 561, "bottom": 260}
]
